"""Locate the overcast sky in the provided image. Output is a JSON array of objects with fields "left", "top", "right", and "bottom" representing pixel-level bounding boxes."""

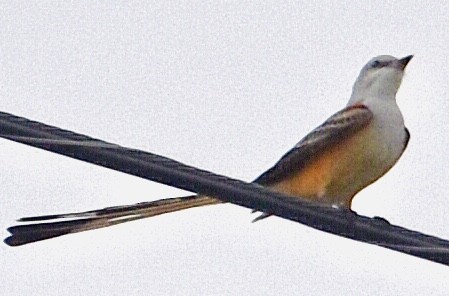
[{"left": 1, "top": 1, "right": 449, "bottom": 295}]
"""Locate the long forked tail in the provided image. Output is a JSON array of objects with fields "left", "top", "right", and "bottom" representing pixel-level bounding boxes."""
[{"left": 5, "top": 195, "right": 220, "bottom": 246}]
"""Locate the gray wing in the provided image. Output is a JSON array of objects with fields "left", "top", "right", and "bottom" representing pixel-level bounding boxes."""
[{"left": 253, "top": 104, "right": 373, "bottom": 186}]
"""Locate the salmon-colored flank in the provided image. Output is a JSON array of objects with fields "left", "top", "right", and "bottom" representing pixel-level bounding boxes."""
[{"left": 268, "top": 120, "right": 369, "bottom": 207}]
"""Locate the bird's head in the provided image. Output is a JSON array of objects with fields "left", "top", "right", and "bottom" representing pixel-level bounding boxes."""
[{"left": 350, "top": 55, "right": 413, "bottom": 102}]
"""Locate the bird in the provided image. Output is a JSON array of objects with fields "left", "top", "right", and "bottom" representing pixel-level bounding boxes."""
[{"left": 5, "top": 54, "right": 413, "bottom": 246}]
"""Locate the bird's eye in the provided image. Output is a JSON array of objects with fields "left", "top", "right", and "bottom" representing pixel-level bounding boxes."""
[{"left": 371, "top": 60, "right": 382, "bottom": 68}]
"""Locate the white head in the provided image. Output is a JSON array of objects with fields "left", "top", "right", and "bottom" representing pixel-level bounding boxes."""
[{"left": 349, "top": 55, "right": 413, "bottom": 104}]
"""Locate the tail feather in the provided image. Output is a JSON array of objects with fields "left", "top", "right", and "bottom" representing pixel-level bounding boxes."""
[
  {"left": 6, "top": 218, "right": 96, "bottom": 246},
  {"left": 5, "top": 195, "right": 220, "bottom": 246}
]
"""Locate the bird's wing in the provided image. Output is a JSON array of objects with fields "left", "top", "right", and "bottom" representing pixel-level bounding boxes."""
[{"left": 253, "top": 104, "right": 373, "bottom": 186}]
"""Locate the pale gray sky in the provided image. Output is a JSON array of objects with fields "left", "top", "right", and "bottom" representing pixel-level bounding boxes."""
[{"left": 1, "top": 1, "right": 448, "bottom": 295}]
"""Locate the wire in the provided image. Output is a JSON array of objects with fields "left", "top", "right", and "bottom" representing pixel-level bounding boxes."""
[{"left": 1, "top": 111, "right": 448, "bottom": 265}]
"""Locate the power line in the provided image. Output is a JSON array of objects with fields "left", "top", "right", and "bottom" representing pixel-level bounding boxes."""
[{"left": 1, "top": 111, "right": 448, "bottom": 265}]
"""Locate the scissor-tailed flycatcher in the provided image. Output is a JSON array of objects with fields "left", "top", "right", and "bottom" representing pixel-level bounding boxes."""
[{"left": 6, "top": 55, "right": 413, "bottom": 246}]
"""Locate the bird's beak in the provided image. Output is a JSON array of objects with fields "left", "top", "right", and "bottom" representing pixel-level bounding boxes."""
[{"left": 397, "top": 55, "right": 413, "bottom": 70}]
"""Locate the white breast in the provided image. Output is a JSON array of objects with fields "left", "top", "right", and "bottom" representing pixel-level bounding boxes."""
[
  {"left": 326, "top": 97, "right": 407, "bottom": 206},
  {"left": 353, "top": 98, "right": 406, "bottom": 190}
]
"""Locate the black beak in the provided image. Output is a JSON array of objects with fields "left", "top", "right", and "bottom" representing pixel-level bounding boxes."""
[{"left": 398, "top": 55, "right": 413, "bottom": 70}]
